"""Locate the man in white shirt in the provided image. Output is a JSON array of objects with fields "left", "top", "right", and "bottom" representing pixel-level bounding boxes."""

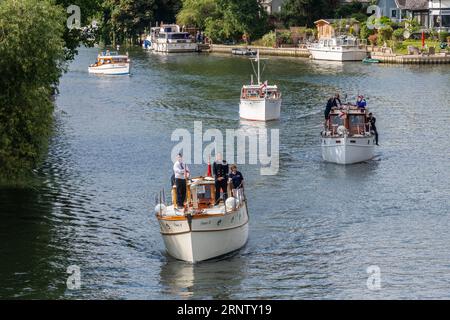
[{"left": 173, "top": 153, "right": 190, "bottom": 210}]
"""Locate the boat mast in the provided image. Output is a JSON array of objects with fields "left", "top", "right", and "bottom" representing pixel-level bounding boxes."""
[{"left": 257, "top": 50, "right": 260, "bottom": 85}]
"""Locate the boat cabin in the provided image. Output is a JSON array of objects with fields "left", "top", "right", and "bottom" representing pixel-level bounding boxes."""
[
  {"left": 318, "top": 36, "right": 366, "bottom": 48},
  {"left": 326, "top": 105, "right": 370, "bottom": 137},
  {"left": 241, "top": 85, "right": 281, "bottom": 100},
  {"left": 152, "top": 24, "right": 192, "bottom": 43},
  {"left": 92, "top": 51, "right": 129, "bottom": 67}
]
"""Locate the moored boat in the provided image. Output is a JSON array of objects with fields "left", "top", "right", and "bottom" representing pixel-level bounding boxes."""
[
  {"left": 321, "top": 103, "right": 376, "bottom": 164},
  {"left": 232, "top": 48, "right": 256, "bottom": 56},
  {"left": 308, "top": 36, "right": 367, "bottom": 61},
  {"left": 154, "top": 175, "right": 249, "bottom": 263},
  {"left": 149, "top": 24, "right": 198, "bottom": 53},
  {"left": 88, "top": 51, "right": 130, "bottom": 75},
  {"left": 362, "top": 57, "right": 381, "bottom": 64},
  {"left": 239, "top": 50, "right": 282, "bottom": 121}
]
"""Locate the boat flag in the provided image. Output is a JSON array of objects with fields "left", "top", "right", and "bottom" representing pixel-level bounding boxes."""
[{"left": 260, "top": 80, "right": 268, "bottom": 89}]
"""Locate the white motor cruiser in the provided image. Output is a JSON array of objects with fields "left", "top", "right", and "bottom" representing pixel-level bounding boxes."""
[
  {"left": 149, "top": 24, "right": 198, "bottom": 53},
  {"left": 154, "top": 173, "right": 249, "bottom": 263},
  {"left": 321, "top": 104, "right": 376, "bottom": 164},
  {"left": 308, "top": 36, "right": 367, "bottom": 61},
  {"left": 88, "top": 51, "right": 130, "bottom": 75},
  {"left": 239, "top": 50, "right": 282, "bottom": 121}
]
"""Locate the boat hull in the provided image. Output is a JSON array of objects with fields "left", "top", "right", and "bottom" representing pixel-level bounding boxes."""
[
  {"left": 239, "top": 98, "right": 281, "bottom": 121},
  {"left": 159, "top": 205, "right": 249, "bottom": 263},
  {"left": 321, "top": 136, "right": 375, "bottom": 164},
  {"left": 88, "top": 64, "right": 130, "bottom": 75},
  {"left": 152, "top": 42, "right": 198, "bottom": 53},
  {"left": 309, "top": 48, "right": 367, "bottom": 61}
]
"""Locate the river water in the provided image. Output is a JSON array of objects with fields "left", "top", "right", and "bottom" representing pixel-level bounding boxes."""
[{"left": 1, "top": 47, "right": 449, "bottom": 299}]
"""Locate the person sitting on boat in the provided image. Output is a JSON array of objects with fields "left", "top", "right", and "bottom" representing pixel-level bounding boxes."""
[
  {"left": 213, "top": 153, "right": 229, "bottom": 205},
  {"left": 356, "top": 95, "right": 367, "bottom": 108},
  {"left": 367, "top": 113, "right": 379, "bottom": 146},
  {"left": 173, "top": 153, "right": 190, "bottom": 210},
  {"left": 228, "top": 164, "right": 244, "bottom": 201}
]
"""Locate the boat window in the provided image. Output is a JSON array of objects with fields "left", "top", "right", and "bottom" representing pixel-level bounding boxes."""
[
  {"left": 168, "top": 33, "right": 190, "bottom": 40},
  {"left": 197, "top": 184, "right": 212, "bottom": 202},
  {"left": 349, "top": 115, "right": 366, "bottom": 135},
  {"left": 331, "top": 115, "right": 344, "bottom": 126}
]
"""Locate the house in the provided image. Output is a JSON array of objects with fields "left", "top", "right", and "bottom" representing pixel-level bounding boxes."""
[
  {"left": 377, "top": 0, "right": 429, "bottom": 26},
  {"left": 376, "top": 0, "right": 406, "bottom": 22},
  {"left": 259, "top": 0, "right": 285, "bottom": 14},
  {"left": 429, "top": 0, "right": 450, "bottom": 28}
]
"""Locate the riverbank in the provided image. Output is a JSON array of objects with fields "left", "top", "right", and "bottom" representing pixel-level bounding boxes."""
[
  {"left": 209, "top": 43, "right": 450, "bottom": 64},
  {"left": 210, "top": 44, "right": 311, "bottom": 58},
  {"left": 370, "top": 52, "right": 450, "bottom": 64}
]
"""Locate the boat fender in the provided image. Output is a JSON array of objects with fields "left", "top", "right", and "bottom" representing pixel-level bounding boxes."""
[
  {"left": 337, "top": 125, "right": 347, "bottom": 136},
  {"left": 225, "top": 197, "right": 238, "bottom": 211}
]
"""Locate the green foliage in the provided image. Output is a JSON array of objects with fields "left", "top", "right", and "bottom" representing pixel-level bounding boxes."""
[
  {"left": 280, "top": 0, "right": 336, "bottom": 27},
  {"left": 404, "top": 18, "right": 420, "bottom": 34},
  {"left": 261, "top": 31, "right": 276, "bottom": 47},
  {"left": 393, "top": 28, "right": 405, "bottom": 41},
  {"left": 101, "top": 0, "right": 182, "bottom": 45},
  {"left": 201, "top": 0, "right": 268, "bottom": 43},
  {"left": 0, "top": 0, "right": 66, "bottom": 180},
  {"left": 56, "top": 0, "right": 103, "bottom": 60},
  {"left": 177, "top": 0, "right": 218, "bottom": 30},
  {"left": 438, "top": 31, "right": 448, "bottom": 42},
  {"left": 335, "top": 0, "right": 368, "bottom": 19},
  {"left": 360, "top": 22, "right": 373, "bottom": 40},
  {"left": 378, "top": 25, "right": 393, "bottom": 43}
]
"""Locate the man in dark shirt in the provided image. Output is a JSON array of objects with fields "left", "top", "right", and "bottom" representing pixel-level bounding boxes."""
[
  {"left": 229, "top": 164, "right": 244, "bottom": 200},
  {"left": 324, "top": 93, "right": 342, "bottom": 122},
  {"left": 213, "top": 153, "right": 229, "bottom": 205},
  {"left": 368, "top": 113, "right": 379, "bottom": 145}
]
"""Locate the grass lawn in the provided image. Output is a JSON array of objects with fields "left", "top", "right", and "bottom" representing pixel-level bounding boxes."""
[{"left": 393, "top": 39, "right": 442, "bottom": 55}]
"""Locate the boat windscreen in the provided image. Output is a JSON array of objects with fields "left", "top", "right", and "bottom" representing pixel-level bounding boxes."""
[{"left": 168, "top": 33, "right": 190, "bottom": 40}]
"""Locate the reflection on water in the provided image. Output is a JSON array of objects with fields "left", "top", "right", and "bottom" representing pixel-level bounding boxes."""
[
  {"left": 160, "top": 252, "right": 247, "bottom": 300},
  {"left": 1, "top": 47, "right": 450, "bottom": 299}
]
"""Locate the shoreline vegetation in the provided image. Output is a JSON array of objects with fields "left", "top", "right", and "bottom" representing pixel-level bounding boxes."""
[{"left": 1, "top": 0, "right": 449, "bottom": 182}]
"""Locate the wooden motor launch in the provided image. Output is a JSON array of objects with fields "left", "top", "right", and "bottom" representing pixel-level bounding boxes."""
[
  {"left": 321, "top": 102, "right": 376, "bottom": 164},
  {"left": 154, "top": 163, "right": 249, "bottom": 263},
  {"left": 88, "top": 51, "right": 130, "bottom": 75}
]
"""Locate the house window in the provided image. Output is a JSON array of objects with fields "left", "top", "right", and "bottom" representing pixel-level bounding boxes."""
[{"left": 391, "top": 9, "right": 397, "bottom": 18}]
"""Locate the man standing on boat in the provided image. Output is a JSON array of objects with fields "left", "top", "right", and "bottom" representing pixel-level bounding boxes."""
[
  {"left": 213, "top": 153, "right": 229, "bottom": 205},
  {"left": 173, "top": 153, "right": 190, "bottom": 210},
  {"left": 368, "top": 113, "right": 379, "bottom": 146},
  {"left": 324, "top": 93, "right": 342, "bottom": 126}
]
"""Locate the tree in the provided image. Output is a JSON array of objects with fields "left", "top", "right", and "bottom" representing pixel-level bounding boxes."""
[
  {"left": 0, "top": 0, "right": 67, "bottom": 180},
  {"left": 280, "top": 0, "right": 338, "bottom": 27},
  {"left": 56, "top": 0, "right": 103, "bottom": 60},
  {"left": 177, "top": 0, "right": 218, "bottom": 30},
  {"left": 101, "top": 0, "right": 182, "bottom": 45}
]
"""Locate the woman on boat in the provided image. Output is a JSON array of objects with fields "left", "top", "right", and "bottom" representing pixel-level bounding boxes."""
[{"left": 356, "top": 95, "right": 367, "bottom": 108}]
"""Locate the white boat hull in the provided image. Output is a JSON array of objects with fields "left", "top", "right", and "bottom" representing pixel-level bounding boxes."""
[
  {"left": 239, "top": 98, "right": 281, "bottom": 121},
  {"left": 309, "top": 48, "right": 367, "bottom": 61},
  {"left": 88, "top": 64, "right": 130, "bottom": 75},
  {"left": 321, "top": 136, "right": 375, "bottom": 164},
  {"left": 152, "top": 42, "right": 198, "bottom": 53},
  {"left": 159, "top": 205, "right": 249, "bottom": 263}
]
